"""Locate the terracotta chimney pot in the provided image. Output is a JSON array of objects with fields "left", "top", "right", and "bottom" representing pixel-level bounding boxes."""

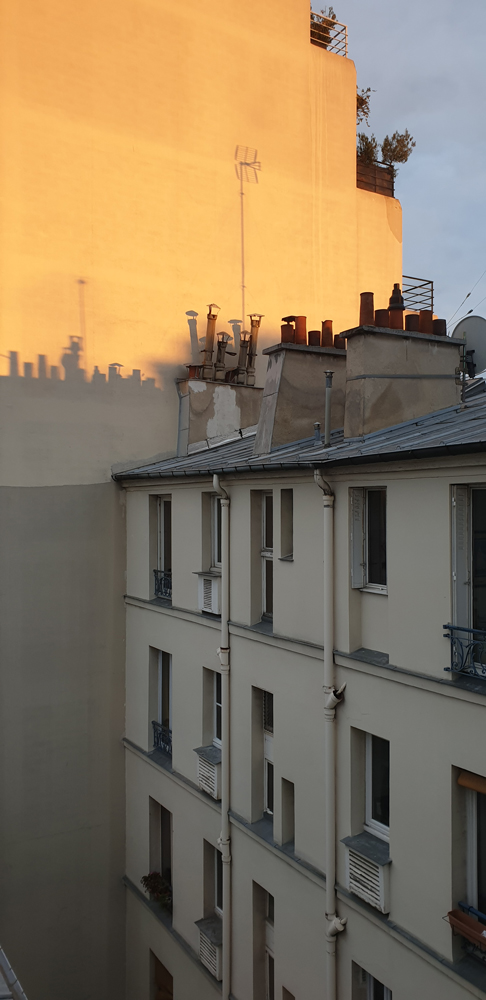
[
  {"left": 321, "top": 320, "right": 333, "bottom": 347},
  {"left": 359, "top": 292, "right": 375, "bottom": 326}
]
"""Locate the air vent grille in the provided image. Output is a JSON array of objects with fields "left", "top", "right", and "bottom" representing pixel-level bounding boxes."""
[
  {"left": 347, "top": 848, "right": 389, "bottom": 913},
  {"left": 197, "top": 756, "right": 220, "bottom": 799},
  {"left": 203, "top": 577, "right": 213, "bottom": 611},
  {"left": 199, "top": 932, "right": 222, "bottom": 980}
]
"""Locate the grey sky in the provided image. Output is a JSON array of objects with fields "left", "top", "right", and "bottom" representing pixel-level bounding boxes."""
[{"left": 334, "top": 0, "right": 486, "bottom": 328}]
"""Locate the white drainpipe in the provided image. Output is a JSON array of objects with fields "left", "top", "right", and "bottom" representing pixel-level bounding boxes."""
[
  {"left": 314, "top": 471, "right": 347, "bottom": 1000},
  {"left": 213, "top": 474, "right": 231, "bottom": 1000}
]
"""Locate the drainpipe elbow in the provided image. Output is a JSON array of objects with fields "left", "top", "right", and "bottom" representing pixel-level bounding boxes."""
[
  {"left": 314, "top": 468, "right": 334, "bottom": 498},
  {"left": 324, "top": 682, "right": 346, "bottom": 711},
  {"left": 213, "top": 473, "right": 229, "bottom": 501},
  {"left": 326, "top": 914, "right": 347, "bottom": 939}
]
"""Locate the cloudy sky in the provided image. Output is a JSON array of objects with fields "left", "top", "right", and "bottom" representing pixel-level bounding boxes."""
[{"left": 332, "top": 0, "right": 486, "bottom": 331}]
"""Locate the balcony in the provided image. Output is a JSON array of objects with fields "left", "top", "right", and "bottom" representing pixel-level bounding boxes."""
[
  {"left": 310, "top": 10, "right": 347, "bottom": 55},
  {"left": 152, "top": 720, "right": 172, "bottom": 756},
  {"left": 154, "top": 569, "right": 172, "bottom": 601},
  {"left": 357, "top": 161, "right": 394, "bottom": 198},
  {"left": 402, "top": 275, "right": 434, "bottom": 312},
  {"left": 443, "top": 624, "right": 486, "bottom": 678}
]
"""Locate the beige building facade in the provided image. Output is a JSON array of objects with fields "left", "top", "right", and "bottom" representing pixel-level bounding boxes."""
[
  {"left": 0, "top": 2, "right": 436, "bottom": 998},
  {"left": 118, "top": 317, "right": 486, "bottom": 999}
]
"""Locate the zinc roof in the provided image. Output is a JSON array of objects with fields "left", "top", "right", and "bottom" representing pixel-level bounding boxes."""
[{"left": 115, "top": 394, "right": 486, "bottom": 481}]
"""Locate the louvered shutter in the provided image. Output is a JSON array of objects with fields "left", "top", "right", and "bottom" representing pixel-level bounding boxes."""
[
  {"left": 451, "top": 485, "right": 470, "bottom": 627},
  {"left": 350, "top": 488, "right": 365, "bottom": 589}
]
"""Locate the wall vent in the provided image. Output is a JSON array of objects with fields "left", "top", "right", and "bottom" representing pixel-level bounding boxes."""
[
  {"left": 347, "top": 848, "right": 390, "bottom": 913},
  {"left": 197, "top": 755, "right": 221, "bottom": 800},
  {"left": 199, "top": 931, "right": 222, "bottom": 980},
  {"left": 198, "top": 574, "right": 221, "bottom": 615}
]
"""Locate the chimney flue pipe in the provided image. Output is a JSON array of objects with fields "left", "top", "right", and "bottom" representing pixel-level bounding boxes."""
[
  {"left": 324, "top": 370, "right": 334, "bottom": 447},
  {"left": 246, "top": 313, "right": 263, "bottom": 385},
  {"left": 294, "top": 316, "right": 307, "bottom": 345},
  {"left": 202, "top": 303, "right": 220, "bottom": 378}
]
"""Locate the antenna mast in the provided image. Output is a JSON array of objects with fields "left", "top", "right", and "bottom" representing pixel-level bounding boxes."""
[{"left": 235, "top": 146, "right": 261, "bottom": 327}]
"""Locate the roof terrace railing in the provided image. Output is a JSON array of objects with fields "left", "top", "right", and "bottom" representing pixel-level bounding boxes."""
[
  {"left": 402, "top": 276, "right": 434, "bottom": 313},
  {"left": 310, "top": 10, "right": 347, "bottom": 55}
]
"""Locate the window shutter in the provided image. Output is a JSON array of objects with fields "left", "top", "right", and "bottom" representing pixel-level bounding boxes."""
[
  {"left": 451, "top": 485, "right": 470, "bottom": 627},
  {"left": 350, "top": 488, "right": 365, "bottom": 589}
]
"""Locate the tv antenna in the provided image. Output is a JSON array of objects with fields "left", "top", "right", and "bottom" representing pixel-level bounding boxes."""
[{"left": 235, "top": 146, "right": 261, "bottom": 327}]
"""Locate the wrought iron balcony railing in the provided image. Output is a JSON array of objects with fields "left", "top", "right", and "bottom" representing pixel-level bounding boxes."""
[
  {"left": 152, "top": 720, "right": 172, "bottom": 756},
  {"left": 443, "top": 624, "right": 486, "bottom": 678},
  {"left": 310, "top": 10, "right": 347, "bottom": 55},
  {"left": 154, "top": 569, "right": 172, "bottom": 600},
  {"left": 402, "top": 276, "right": 434, "bottom": 313}
]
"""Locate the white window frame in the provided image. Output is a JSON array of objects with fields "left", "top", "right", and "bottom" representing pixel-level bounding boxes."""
[
  {"left": 214, "top": 847, "right": 223, "bottom": 917},
  {"left": 157, "top": 651, "right": 172, "bottom": 732},
  {"left": 466, "top": 788, "right": 478, "bottom": 909},
  {"left": 157, "top": 496, "right": 172, "bottom": 572},
  {"left": 264, "top": 733, "right": 274, "bottom": 816},
  {"left": 364, "top": 732, "right": 389, "bottom": 843},
  {"left": 265, "top": 948, "right": 274, "bottom": 1000},
  {"left": 213, "top": 671, "right": 222, "bottom": 748},
  {"left": 350, "top": 487, "right": 387, "bottom": 594},
  {"left": 261, "top": 492, "right": 273, "bottom": 617},
  {"left": 211, "top": 494, "right": 222, "bottom": 570}
]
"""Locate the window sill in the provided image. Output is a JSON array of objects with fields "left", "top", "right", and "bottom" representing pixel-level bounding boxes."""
[
  {"left": 192, "top": 569, "right": 221, "bottom": 577},
  {"left": 341, "top": 831, "right": 391, "bottom": 866},
  {"left": 278, "top": 555, "right": 294, "bottom": 562},
  {"left": 360, "top": 585, "right": 388, "bottom": 596}
]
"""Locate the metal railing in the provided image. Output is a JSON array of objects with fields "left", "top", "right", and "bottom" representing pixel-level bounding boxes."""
[
  {"left": 443, "top": 624, "right": 486, "bottom": 677},
  {"left": 310, "top": 10, "right": 347, "bottom": 55},
  {"left": 402, "top": 276, "right": 434, "bottom": 313},
  {"left": 154, "top": 569, "right": 172, "bottom": 600},
  {"left": 152, "top": 720, "right": 172, "bottom": 755}
]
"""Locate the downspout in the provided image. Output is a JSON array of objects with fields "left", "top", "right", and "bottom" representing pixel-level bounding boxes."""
[
  {"left": 213, "top": 473, "right": 231, "bottom": 1000},
  {"left": 314, "top": 470, "right": 347, "bottom": 1000}
]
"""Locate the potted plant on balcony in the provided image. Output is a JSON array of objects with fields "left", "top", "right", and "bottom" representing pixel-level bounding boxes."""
[
  {"left": 448, "top": 908, "right": 486, "bottom": 951},
  {"left": 141, "top": 871, "right": 173, "bottom": 913},
  {"left": 310, "top": 5, "right": 337, "bottom": 49}
]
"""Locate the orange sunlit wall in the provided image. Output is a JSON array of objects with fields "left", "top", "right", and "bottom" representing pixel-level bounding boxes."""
[{"left": 0, "top": 0, "right": 402, "bottom": 385}]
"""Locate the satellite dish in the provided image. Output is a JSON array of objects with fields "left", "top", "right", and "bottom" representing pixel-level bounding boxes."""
[{"left": 452, "top": 315, "right": 486, "bottom": 377}]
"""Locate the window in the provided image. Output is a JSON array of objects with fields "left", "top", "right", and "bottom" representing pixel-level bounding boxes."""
[
  {"left": 352, "top": 963, "right": 391, "bottom": 1000},
  {"left": 150, "top": 650, "right": 172, "bottom": 754},
  {"left": 364, "top": 734, "right": 389, "bottom": 841},
  {"left": 213, "top": 672, "right": 222, "bottom": 746},
  {"left": 149, "top": 799, "right": 172, "bottom": 895},
  {"left": 211, "top": 495, "right": 222, "bottom": 569},
  {"left": 265, "top": 892, "right": 274, "bottom": 1000},
  {"left": 350, "top": 487, "right": 387, "bottom": 592},
  {"left": 215, "top": 847, "right": 223, "bottom": 916},
  {"left": 452, "top": 486, "right": 486, "bottom": 628},
  {"left": 459, "top": 770, "right": 486, "bottom": 915},
  {"left": 155, "top": 497, "right": 172, "bottom": 599},
  {"left": 262, "top": 493, "right": 273, "bottom": 617},
  {"left": 151, "top": 953, "right": 173, "bottom": 1000},
  {"left": 280, "top": 489, "right": 293, "bottom": 559},
  {"left": 264, "top": 692, "right": 274, "bottom": 816}
]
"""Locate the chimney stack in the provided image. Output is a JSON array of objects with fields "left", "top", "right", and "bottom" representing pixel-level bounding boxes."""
[{"left": 341, "top": 286, "right": 463, "bottom": 438}]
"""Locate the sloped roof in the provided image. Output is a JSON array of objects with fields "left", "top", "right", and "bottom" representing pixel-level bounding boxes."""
[{"left": 115, "top": 395, "right": 486, "bottom": 481}]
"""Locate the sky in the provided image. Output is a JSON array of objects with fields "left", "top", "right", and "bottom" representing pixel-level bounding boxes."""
[{"left": 331, "top": 0, "right": 486, "bottom": 331}]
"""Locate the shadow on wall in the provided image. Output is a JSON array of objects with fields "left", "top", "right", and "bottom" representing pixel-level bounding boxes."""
[{"left": 4, "top": 338, "right": 191, "bottom": 394}]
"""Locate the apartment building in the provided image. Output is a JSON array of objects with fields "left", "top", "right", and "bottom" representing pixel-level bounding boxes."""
[
  {"left": 117, "top": 303, "right": 486, "bottom": 1000},
  {"left": 0, "top": 3, "right": 406, "bottom": 996}
]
